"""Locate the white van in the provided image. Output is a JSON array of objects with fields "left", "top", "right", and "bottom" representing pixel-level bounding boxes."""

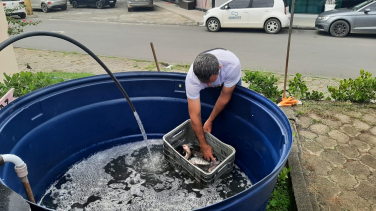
[
  {"left": 203, "top": 0, "right": 290, "bottom": 34},
  {"left": 30, "top": 0, "right": 67, "bottom": 12},
  {"left": 3, "top": 0, "right": 27, "bottom": 18}
]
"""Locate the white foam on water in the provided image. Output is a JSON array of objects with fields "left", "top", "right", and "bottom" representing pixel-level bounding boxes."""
[{"left": 39, "top": 139, "right": 252, "bottom": 211}]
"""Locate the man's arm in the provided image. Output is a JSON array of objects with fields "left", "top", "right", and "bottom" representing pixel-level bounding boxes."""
[
  {"left": 203, "top": 85, "right": 236, "bottom": 133},
  {"left": 187, "top": 97, "right": 215, "bottom": 161}
]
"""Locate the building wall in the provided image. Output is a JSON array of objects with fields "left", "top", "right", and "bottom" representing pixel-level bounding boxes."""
[{"left": 0, "top": 1, "right": 19, "bottom": 82}]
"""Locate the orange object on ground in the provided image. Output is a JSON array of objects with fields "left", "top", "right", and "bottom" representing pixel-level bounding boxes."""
[{"left": 278, "top": 96, "right": 299, "bottom": 107}]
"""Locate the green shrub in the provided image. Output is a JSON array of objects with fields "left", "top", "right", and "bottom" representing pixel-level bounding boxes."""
[
  {"left": 267, "top": 166, "right": 293, "bottom": 211},
  {"left": 306, "top": 90, "right": 324, "bottom": 101},
  {"left": 328, "top": 69, "right": 376, "bottom": 103},
  {"left": 288, "top": 73, "right": 324, "bottom": 101},
  {"left": 1, "top": 71, "right": 64, "bottom": 97},
  {"left": 243, "top": 71, "right": 282, "bottom": 102}
]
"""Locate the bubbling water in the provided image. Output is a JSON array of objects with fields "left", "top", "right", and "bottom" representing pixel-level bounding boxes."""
[{"left": 39, "top": 139, "right": 252, "bottom": 211}]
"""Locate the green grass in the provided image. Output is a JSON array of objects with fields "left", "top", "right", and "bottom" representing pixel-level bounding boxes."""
[
  {"left": 62, "top": 51, "right": 82, "bottom": 56},
  {"left": 133, "top": 59, "right": 150, "bottom": 62},
  {"left": 44, "top": 71, "right": 95, "bottom": 80},
  {"left": 145, "top": 63, "right": 157, "bottom": 71}
]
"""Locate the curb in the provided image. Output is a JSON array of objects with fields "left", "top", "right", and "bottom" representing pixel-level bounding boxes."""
[
  {"left": 280, "top": 107, "right": 319, "bottom": 211},
  {"left": 288, "top": 121, "right": 317, "bottom": 211}
]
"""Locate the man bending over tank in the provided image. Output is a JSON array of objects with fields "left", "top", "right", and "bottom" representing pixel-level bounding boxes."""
[{"left": 185, "top": 49, "right": 242, "bottom": 161}]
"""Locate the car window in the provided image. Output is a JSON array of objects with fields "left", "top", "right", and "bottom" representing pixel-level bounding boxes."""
[
  {"left": 228, "top": 0, "right": 251, "bottom": 9},
  {"left": 252, "top": 0, "right": 273, "bottom": 8},
  {"left": 354, "top": 0, "right": 373, "bottom": 10},
  {"left": 369, "top": 2, "right": 376, "bottom": 10},
  {"left": 359, "top": 2, "right": 376, "bottom": 11}
]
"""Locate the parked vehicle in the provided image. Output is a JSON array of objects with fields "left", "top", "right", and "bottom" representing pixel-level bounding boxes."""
[
  {"left": 127, "top": 0, "right": 153, "bottom": 12},
  {"left": 203, "top": 0, "right": 290, "bottom": 34},
  {"left": 30, "top": 0, "right": 67, "bottom": 12},
  {"left": 3, "top": 0, "right": 27, "bottom": 18},
  {"left": 315, "top": 0, "right": 376, "bottom": 37},
  {"left": 70, "top": 0, "right": 116, "bottom": 8}
]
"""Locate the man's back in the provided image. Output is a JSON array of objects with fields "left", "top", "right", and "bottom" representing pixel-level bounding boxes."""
[{"left": 185, "top": 49, "right": 241, "bottom": 100}]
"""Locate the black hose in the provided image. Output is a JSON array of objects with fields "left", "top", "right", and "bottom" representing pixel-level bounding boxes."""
[{"left": 0, "top": 31, "right": 137, "bottom": 113}]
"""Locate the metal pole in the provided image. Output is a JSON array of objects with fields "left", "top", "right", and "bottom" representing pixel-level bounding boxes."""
[
  {"left": 283, "top": 0, "right": 296, "bottom": 98},
  {"left": 150, "top": 42, "right": 161, "bottom": 72}
]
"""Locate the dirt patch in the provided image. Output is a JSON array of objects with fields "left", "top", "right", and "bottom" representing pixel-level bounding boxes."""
[
  {"left": 14, "top": 48, "right": 190, "bottom": 75},
  {"left": 15, "top": 48, "right": 348, "bottom": 94}
]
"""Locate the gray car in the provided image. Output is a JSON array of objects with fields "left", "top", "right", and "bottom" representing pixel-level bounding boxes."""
[{"left": 315, "top": 0, "right": 376, "bottom": 37}]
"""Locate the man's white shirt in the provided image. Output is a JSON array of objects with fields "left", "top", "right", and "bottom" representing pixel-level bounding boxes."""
[{"left": 185, "top": 49, "right": 241, "bottom": 100}]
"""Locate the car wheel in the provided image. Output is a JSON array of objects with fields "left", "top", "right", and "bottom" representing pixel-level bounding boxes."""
[
  {"left": 128, "top": 7, "right": 131, "bottom": 12},
  {"left": 264, "top": 18, "right": 281, "bottom": 34},
  {"left": 110, "top": 3, "right": 115, "bottom": 7},
  {"left": 72, "top": 1, "right": 79, "bottom": 8},
  {"left": 19, "top": 13, "right": 26, "bottom": 18},
  {"left": 206, "top": 18, "right": 220, "bottom": 32},
  {"left": 96, "top": 0, "right": 103, "bottom": 8},
  {"left": 329, "top": 20, "right": 350, "bottom": 37},
  {"left": 41, "top": 3, "right": 50, "bottom": 13},
  {"left": 61, "top": 4, "right": 67, "bottom": 10}
]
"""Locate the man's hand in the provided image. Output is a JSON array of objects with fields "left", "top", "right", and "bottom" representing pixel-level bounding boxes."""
[
  {"left": 200, "top": 143, "right": 215, "bottom": 161},
  {"left": 203, "top": 120, "right": 213, "bottom": 133}
]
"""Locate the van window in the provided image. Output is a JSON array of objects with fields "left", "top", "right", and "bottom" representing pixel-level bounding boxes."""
[
  {"left": 228, "top": 0, "right": 251, "bottom": 9},
  {"left": 252, "top": 0, "right": 274, "bottom": 7},
  {"left": 267, "top": 0, "right": 274, "bottom": 7}
]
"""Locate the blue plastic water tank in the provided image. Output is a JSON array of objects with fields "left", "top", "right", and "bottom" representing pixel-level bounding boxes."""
[{"left": 0, "top": 72, "right": 292, "bottom": 211}]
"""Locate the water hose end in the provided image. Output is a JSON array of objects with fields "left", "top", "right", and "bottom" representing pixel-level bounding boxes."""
[{"left": 15, "top": 164, "right": 28, "bottom": 178}]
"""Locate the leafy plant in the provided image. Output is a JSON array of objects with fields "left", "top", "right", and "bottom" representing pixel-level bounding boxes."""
[
  {"left": 306, "top": 90, "right": 324, "bottom": 101},
  {"left": 243, "top": 71, "right": 282, "bottom": 102},
  {"left": 288, "top": 73, "right": 324, "bottom": 101},
  {"left": 1, "top": 71, "right": 64, "bottom": 97},
  {"left": 328, "top": 69, "right": 376, "bottom": 103},
  {"left": 5, "top": 5, "right": 41, "bottom": 35},
  {"left": 267, "top": 166, "right": 293, "bottom": 211}
]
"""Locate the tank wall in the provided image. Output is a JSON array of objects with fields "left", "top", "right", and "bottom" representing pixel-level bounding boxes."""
[{"left": 0, "top": 72, "right": 291, "bottom": 210}]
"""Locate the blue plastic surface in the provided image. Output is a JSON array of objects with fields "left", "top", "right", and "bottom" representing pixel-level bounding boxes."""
[{"left": 0, "top": 72, "right": 292, "bottom": 211}]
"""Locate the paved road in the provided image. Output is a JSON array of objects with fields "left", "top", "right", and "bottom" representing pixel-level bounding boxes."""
[{"left": 14, "top": 19, "right": 376, "bottom": 78}]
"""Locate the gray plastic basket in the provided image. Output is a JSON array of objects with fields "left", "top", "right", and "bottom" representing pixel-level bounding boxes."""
[{"left": 163, "top": 119, "right": 236, "bottom": 186}]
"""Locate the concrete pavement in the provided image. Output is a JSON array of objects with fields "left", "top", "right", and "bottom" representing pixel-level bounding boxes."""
[{"left": 283, "top": 103, "right": 376, "bottom": 211}]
